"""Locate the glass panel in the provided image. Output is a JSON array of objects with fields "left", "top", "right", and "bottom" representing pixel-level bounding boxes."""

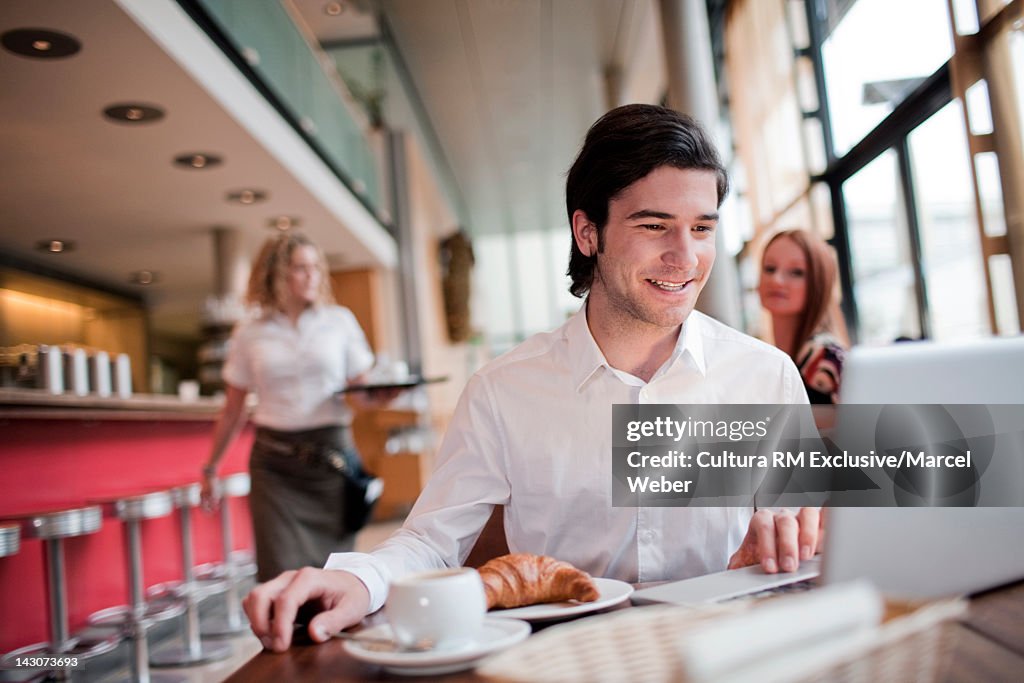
[
  {"left": 1013, "top": 28, "right": 1024, "bottom": 151},
  {"left": 821, "top": 0, "right": 953, "bottom": 155},
  {"left": 513, "top": 230, "right": 554, "bottom": 337},
  {"left": 842, "top": 149, "right": 920, "bottom": 344},
  {"left": 786, "top": 0, "right": 810, "bottom": 50},
  {"left": 965, "top": 80, "right": 994, "bottom": 134},
  {"left": 474, "top": 233, "right": 516, "bottom": 340},
  {"left": 198, "top": 0, "right": 382, "bottom": 211},
  {"left": 795, "top": 56, "right": 820, "bottom": 112},
  {"left": 810, "top": 182, "right": 835, "bottom": 239},
  {"left": 548, "top": 228, "right": 581, "bottom": 324},
  {"left": 989, "top": 254, "right": 1021, "bottom": 334},
  {"left": 950, "top": 0, "right": 980, "bottom": 34},
  {"left": 909, "top": 102, "right": 990, "bottom": 340},
  {"left": 802, "top": 116, "right": 827, "bottom": 175},
  {"left": 975, "top": 152, "right": 1007, "bottom": 237}
]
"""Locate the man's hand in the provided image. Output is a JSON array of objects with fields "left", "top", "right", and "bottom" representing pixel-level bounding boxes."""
[
  {"left": 728, "top": 508, "right": 825, "bottom": 573},
  {"left": 243, "top": 568, "right": 371, "bottom": 652}
]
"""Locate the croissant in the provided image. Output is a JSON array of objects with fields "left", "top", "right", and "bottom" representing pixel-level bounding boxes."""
[{"left": 478, "top": 553, "right": 600, "bottom": 609}]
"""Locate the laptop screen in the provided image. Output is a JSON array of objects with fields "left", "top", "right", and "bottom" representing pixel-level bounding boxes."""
[{"left": 825, "top": 336, "right": 1024, "bottom": 597}]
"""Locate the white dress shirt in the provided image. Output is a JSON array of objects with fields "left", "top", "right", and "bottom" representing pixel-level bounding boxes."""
[
  {"left": 222, "top": 305, "right": 374, "bottom": 431},
  {"left": 327, "top": 307, "right": 806, "bottom": 611}
]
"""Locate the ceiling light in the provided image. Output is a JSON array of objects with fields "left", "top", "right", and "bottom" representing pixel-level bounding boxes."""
[
  {"left": 173, "top": 153, "right": 222, "bottom": 170},
  {"left": 226, "top": 189, "right": 268, "bottom": 205},
  {"left": 324, "top": 2, "right": 346, "bottom": 16},
  {"left": 269, "top": 216, "right": 301, "bottom": 231},
  {"left": 129, "top": 270, "right": 158, "bottom": 285},
  {"left": 35, "top": 239, "right": 74, "bottom": 253},
  {"left": 2, "top": 29, "right": 81, "bottom": 59},
  {"left": 103, "top": 104, "right": 165, "bottom": 124}
]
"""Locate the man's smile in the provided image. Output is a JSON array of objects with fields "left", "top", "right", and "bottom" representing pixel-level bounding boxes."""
[{"left": 645, "top": 276, "right": 696, "bottom": 292}]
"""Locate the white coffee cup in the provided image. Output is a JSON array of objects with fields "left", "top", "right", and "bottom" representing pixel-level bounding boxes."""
[{"left": 385, "top": 568, "right": 486, "bottom": 651}]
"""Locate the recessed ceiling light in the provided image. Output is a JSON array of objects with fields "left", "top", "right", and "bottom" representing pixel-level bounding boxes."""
[
  {"left": 103, "top": 104, "right": 165, "bottom": 124},
  {"left": 226, "top": 189, "right": 268, "bottom": 205},
  {"left": 35, "top": 239, "right": 74, "bottom": 253},
  {"left": 324, "top": 2, "right": 346, "bottom": 16},
  {"left": 269, "top": 216, "right": 301, "bottom": 231},
  {"left": 2, "top": 28, "right": 81, "bottom": 59},
  {"left": 129, "top": 270, "right": 158, "bottom": 285},
  {"left": 173, "top": 153, "right": 222, "bottom": 170}
]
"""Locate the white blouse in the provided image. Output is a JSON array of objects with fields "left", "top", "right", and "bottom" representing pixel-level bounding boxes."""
[{"left": 222, "top": 305, "right": 374, "bottom": 431}]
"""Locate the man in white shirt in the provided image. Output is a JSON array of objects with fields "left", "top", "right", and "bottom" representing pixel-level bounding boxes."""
[{"left": 246, "top": 104, "right": 822, "bottom": 651}]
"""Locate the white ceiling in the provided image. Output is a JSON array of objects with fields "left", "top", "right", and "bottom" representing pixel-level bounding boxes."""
[
  {"left": 297, "top": 0, "right": 663, "bottom": 235},
  {"left": 0, "top": 0, "right": 663, "bottom": 341},
  {"left": 0, "top": 0, "right": 388, "bottom": 339}
]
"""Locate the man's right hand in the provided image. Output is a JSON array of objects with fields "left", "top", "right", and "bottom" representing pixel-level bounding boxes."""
[{"left": 243, "top": 568, "right": 371, "bottom": 652}]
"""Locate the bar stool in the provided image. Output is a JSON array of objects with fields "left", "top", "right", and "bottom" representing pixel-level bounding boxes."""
[
  {"left": 147, "top": 484, "right": 231, "bottom": 667},
  {"left": 0, "top": 507, "right": 120, "bottom": 681},
  {"left": 0, "top": 523, "right": 18, "bottom": 558},
  {"left": 201, "top": 472, "right": 251, "bottom": 637},
  {"left": 88, "top": 491, "right": 185, "bottom": 683}
]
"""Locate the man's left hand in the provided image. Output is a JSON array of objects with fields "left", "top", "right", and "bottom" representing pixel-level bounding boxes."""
[{"left": 728, "top": 507, "right": 824, "bottom": 573}]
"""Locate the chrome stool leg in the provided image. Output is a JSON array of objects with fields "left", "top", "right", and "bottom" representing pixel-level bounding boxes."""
[
  {"left": 202, "top": 474, "right": 251, "bottom": 637},
  {"left": 0, "top": 509, "right": 120, "bottom": 681},
  {"left": 150, "top": 484, "right": 231, "bottom": 666},
  {"left": 89, "top": 492, "right": 186, "bottom": 683}
]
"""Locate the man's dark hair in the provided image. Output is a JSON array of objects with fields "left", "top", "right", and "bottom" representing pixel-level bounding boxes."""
[{"left": 565, "top": 104, "right": 729, "bottom": 298}]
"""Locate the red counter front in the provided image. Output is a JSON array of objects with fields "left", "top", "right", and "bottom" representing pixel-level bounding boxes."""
[{"left": 0, "top": 399, "right": 254, "bottom": 653}]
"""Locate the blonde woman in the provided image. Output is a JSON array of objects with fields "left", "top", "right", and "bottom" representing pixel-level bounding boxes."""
[
  {"left": 758, "top": 228, "right": 846, "bottom": 404},
  {"left": 201, "top": 232, "right": 383, "bottom": 580}
]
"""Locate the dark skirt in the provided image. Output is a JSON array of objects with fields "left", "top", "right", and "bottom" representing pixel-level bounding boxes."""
[{"left": 248, "top": 425, "right": 357, "bottom": 582}]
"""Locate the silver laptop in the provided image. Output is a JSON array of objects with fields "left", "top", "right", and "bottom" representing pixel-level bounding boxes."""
[{"left": 633, "top": 335, "right": 1024, "bottom": 606}]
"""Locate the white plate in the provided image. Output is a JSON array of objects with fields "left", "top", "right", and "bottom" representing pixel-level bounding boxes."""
[
  {"left": 342, "top": 617, "right": 530, "bottom": 676},
  {"left": 490, "top": 577, "right": 634, "bottom": 622}
]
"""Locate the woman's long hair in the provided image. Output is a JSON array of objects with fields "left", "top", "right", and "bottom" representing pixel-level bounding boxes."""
[
  {"left": 762, "top": 228, "right": 839, "bottom": 358},
  {"left": 245, "top": 232, "right": 334, "bottom": 313}
]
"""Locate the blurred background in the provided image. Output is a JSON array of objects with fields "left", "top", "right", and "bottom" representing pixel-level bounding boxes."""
[{"left": 2, "top": 0, "right": 1022, "bottom": 410}]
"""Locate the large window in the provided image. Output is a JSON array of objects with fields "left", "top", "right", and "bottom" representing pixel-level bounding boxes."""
[
  {"left": 724, "top": 0, "right": 1023, "bottom": 343},
  {"left": 473, "top": 227, "right": 580, "bottom": 354},
  {"left": 908, "top": 102, "right": 990, "bottom": 341},
  {"left": 842, "top": 150, "right": 920, "bottom": 344},
  {"left": 821, "top": 0, "right": 953, "bottom": 156}
]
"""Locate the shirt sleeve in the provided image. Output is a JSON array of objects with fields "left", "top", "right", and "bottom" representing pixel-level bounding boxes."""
[
  {"left": 324, "top": 373, "right": 511, "bottom": 612},
  {"left": 340, "top": 307, "right": 375, "bottom": 380},
  {"left": 220, "top": 322, "right": 252, "bottom": 389},
  {"left": 783, "top": 353, "right": 810, "bottom": 405}
]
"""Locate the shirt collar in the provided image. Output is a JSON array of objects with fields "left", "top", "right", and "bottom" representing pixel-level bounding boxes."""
[
  {"left": 565, "top": 303, "right": 708, "bottom": 393},
  {"left": 676, "top": 311, "right": 707, "bottom": 377},
  {"left": 565, "top": 304, "right": 607, "bottom": 392}
]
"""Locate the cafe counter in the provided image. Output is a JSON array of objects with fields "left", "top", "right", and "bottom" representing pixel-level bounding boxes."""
[{"left": 0, "top": 388, "right": 254, "bottom": 653}]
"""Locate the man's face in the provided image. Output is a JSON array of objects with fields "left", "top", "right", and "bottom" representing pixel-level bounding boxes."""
[{"left": 583, "top": 166, "right": 718, "bottom": 330}]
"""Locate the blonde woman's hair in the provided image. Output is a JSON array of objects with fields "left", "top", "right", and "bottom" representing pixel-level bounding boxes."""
[{"left": 246, "top": 232, "right": 334, "bottom": 312}]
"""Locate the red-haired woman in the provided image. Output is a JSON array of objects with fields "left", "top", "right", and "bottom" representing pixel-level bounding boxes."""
[{"left": 758, "top": 229, "right": 846, "bottom": 404}]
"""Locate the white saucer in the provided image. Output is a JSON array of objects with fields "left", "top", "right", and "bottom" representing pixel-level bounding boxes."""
[
  {"left": 490, "top": 577, "right": 634, "bottom": 622},
  {"left": 342, "top": 617, "right": 531, "bottom": 676}
]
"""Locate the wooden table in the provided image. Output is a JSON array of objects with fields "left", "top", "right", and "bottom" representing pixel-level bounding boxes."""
[{"left": 226, "top": 581, "right": 1024, "bottom": 682}]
